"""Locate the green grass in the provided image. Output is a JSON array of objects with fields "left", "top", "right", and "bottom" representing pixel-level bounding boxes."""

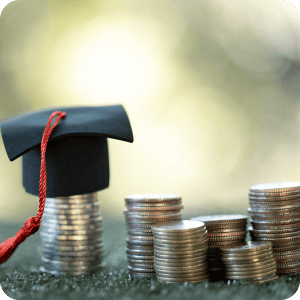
[{"left": 0, "top": 221, "right": 299, "bottom": 300}]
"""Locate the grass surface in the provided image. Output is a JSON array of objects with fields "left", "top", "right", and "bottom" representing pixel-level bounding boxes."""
[{"left": 0, "top": 220, "right": 299, "bottom": 300}]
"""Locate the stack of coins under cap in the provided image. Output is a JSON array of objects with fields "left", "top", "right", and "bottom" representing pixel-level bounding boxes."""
[
  {"left": 151, "top": 220, "right": 209, "bottom": 283},
  {"left": 190, "top": 215, "right": 247, "bottom": 281},
  {"left": 220, "top": 241, "right": 278, "bottom": 283},
  {"left": 248, "top": 182, "right": 300, "bottom": 276},
  {"left": 40, "top": 193, "right": 103, "bottom": 275},
  {"left": 124, "top": 194, "right": 183, "bottom": 277}
]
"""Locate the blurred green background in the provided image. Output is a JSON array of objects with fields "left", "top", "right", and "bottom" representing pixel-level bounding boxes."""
[
  {"left": 1, "top": 0, "right": 300, "bottom": 224},
  {"left": 0, "top": 0, "right": 300, "bottom": 299}
]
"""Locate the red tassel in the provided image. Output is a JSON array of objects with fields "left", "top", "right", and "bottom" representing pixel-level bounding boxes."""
[{"left": 0, "top": 111, "right": 66, "bottom": 264}]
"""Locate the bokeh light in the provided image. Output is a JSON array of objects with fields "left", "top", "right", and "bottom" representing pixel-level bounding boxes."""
[{"left": 1, "top": 0, "right": 300, "bottom": 222}]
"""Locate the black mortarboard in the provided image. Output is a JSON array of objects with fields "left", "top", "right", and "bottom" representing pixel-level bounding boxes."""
[{"left": 0, "top": 105, "right": 134, "bottom": 197}]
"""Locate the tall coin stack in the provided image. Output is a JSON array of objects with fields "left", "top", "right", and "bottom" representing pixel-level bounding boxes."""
[
  {"left": 40, "top": 192, "right": 103, "bottom": 276},
  {"left": 152, "top": 220, "right": 209, "bottom": 283},
  {"left": 220, "top": 241, "right": 278, "bottom": 283},
  {"left": 124, "top": 194, "right": 183, "bottom": 277},
  {"left": 248, "top": 182, "right": 300, "bottom": 276},
  {"left": 191, "top": 215, "right": 247, "bottom": 281}
]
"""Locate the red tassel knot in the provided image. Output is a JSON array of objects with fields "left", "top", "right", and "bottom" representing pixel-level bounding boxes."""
[{"left": 0, "top": 111, "right": 66, "bottom": 264}]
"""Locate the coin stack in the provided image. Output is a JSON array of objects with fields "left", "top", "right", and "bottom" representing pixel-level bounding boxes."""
[
  {"left": 124, "top": 194, "right": 183, "bottom": 277},
  {"left": 190, "top": 215, "right": 247, "bottom": 281},
  {"left": 220, "top": 241, "right": 278, "bottom": 283},
  {"left": 40, "top": 192, "right": 103, "bottom": 276},
  {"left": 151, "top": 220, "right": 209, "bottom": 283},
  {"left": 248, "top": 182, "right": 300, "bottom": 276}
]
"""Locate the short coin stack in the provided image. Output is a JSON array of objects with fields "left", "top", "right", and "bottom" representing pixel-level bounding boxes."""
[
  {"left": 151, "top": 220, "right": 209, "bottom": 283},
  {"left": 124, "top": 194, "right": 183, "bottom": 277},
  {"left": 191, "top": 215, "right": 247, "bottom": 281},
  {"left": 40, "top": 193, "right": 103, "bottom": 276},
  {"left": 248, "top": 182, "right": 300, "bottom": 276},
  {"left": 220, "top": 241, "right": 278, "bottom": 283}
]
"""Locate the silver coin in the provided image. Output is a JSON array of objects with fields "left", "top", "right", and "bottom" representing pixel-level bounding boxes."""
[
  {"left": 42, "top": 210, "right": 100, "bottom": 219},
  {"left": 42, "top": 248, "right": 103, "bottom": 256},
  {"left": 155, "top": 268, "right": 208, "bottom": 277},
  {"left": 125, "top": 210, "right": 182, "bottom": 216},
  {"left": 126, "top": 239, "right": 154, "bottom": 246},
  {"left": 42, "top": 257, "right": 101, "bottom": 267},
  {"left": 127, "top": 254, "right": 154, "bottom": 260},
  {"left": 126, "top": 244, "right": 154, "bottom": 251},
  {"left": 224, "top": 260, "right": 277, "bottom": 271},
  {"left": 156, "top": 274, "right": 209, "bottom": 283},
  {"left": 40, "top": 232, "right": 101, "bottom": 241},
  {"left": 154, "top": 243, "right": 207, "bottom": 253},
  {"left": 128, "top": 266, "right": 156, "bottom": 273},
  {"left": 205, "top": 226, "right": 247, "bottom": 233},
  {"left": 154, "top": 236, "right": 207, "bottom": 244},
  {"left": 129, "top": 263, "right": 155, "bottom": 269},
  {"left": 191, "top": 215, "right": 247, "bottom": 225},
  {"left": 126, "top": 217, "right": 182, "bottom": 224},
  {"left": 225, "top": 268, "right": 277, "bottom": 280},
  {"left": 44, "top": 202, "right": 99, "bottom": 209},
  {"left": 42, "top": 252, "right": 102, "bottom": 262},
  {"left": 43, "top": 263, "right": 102, "bottom": 272},
  {"left": 41, "top": 216, "right": 103, "bottom": 225},
  {"left": 125, "top": 194, "right": 181, "bottom": 203},
  {"left": 126, "top": 248, "right": 154, "bottom": 256},
  {"left": 40, "top": 221, "right": 103, "bottom": 231},
  {"left": 152, "top": 220, "right": 206, "bottom": 233},
  {"left": 250, "top": 182, "right": 300, "bottom": 193},
  {"left": 221, "top": 241, "right": 272, "bottom": 253},
  {"left": 129, "top": 272, "right": 156, "bottom": 277},
  {"left": 154, "top": 261, "right": 207, "bottom": 273},
  {"left": 154, "top": 258, "right": 207, "bottom": 268},
  {"left": 126, "top": 204, "right": 183, "bottom": 211},
  {"left": 152, "top": 229, "right": 207, "bottom": 238}
]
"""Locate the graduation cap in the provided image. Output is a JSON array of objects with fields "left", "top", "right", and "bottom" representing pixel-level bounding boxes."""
[{"left": 0, "top": 105, "right": 133, "bottom": 263}]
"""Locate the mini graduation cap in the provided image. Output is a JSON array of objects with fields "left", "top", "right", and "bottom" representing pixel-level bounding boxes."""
[{"left": 0, "top": 105, "right": 133, "bottom": 264}]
